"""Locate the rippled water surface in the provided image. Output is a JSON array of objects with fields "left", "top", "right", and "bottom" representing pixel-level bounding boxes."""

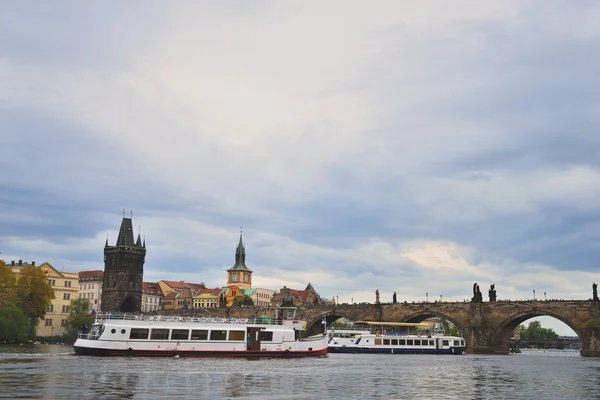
[{"left": 1, "top": 345, "right": 599, "bottom": 399}]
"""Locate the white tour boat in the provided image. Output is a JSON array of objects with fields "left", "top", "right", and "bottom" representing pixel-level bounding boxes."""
[
  {"left": 74, "top": 308, "right": 328, "bottom": 358},
  {"left": 329, "top": 321, "right": 466, "bottom": 355}
]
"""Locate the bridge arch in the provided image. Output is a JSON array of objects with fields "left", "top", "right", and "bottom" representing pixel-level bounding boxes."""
[
  {"left": 493, "top": 310, "right": 580, "bottom": 347},
  {"left": 401, "top": 311, "right": 466, "bottom": 335},
  {"left": 304, "top": 311, "right": 362, "bottom": 336}
]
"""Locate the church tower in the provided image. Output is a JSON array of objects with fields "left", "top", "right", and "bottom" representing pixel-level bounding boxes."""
[
  {"left": 226, "top": 230, "right": 253, "bottom": 290},
  {"left": 101, "top": 211, "right": 146, "bottom": 312}
]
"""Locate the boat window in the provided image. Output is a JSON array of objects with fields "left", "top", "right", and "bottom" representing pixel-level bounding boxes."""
[
  {"left": 210, "top": 330, "right": 227, "bottom": 341},
  {"left": 407, "top": 340, "right": 413, "bottom": 345},
  {"left": 399, "top": 339, "right": 406, "bottom": 345},
  {"left": 415, "top": 340, "right": 422, "bottom": 346},
  {"left": 391, "top": 339, "right": 398, "bottom": 345},
  {"left": 259, "top": 331, "right": 273, "bottom": 341},
  {"left": 443, "top": 340, "right": 449, "bottom": 346},
  {"left": 383, "top": 339, "right": 390, "bottom": 345},
  {"left": 429, "top": 340, "right": 434, "bottom": 346},
  {"left": 374, "top": 338, "right": 382, "bottom": 345},
  {"left": 171, "top": 329, "right": 190, "bottom": 340},
  {"left": 191, "top": 330, "right": 208, "bottom": 340},
  {"left": 129, "top": 328, "right": 149, "bottom": 340},
  {"left": 150, "top": 329, "right": 169, "bottom": 340},
  {"left": 228, "top": 331, "right": 245, "bottom": 341}
]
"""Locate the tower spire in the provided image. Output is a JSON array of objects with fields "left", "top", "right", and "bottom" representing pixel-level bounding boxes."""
[
  {"left": 136, "top": 226, "right": 142, "bottom": 247},
  {"left": 116, "top": 211, "right": 135, "bottom": 246},
  {"left": 233, "top": 228, "right": 247, "bottom": 269}
]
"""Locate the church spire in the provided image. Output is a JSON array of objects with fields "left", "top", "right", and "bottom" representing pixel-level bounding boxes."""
[
  {"left": 228, "top": 228, "right": 251, "bottom": 272},
  {"left": 234, "top": 228, "right": 246, "bottom": 267}
]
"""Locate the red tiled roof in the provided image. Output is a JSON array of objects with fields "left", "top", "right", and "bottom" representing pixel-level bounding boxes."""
[
  {"left": 161, "top": 280, "right": 206, "bottom": 291},
  {"left": 142, "top": 282, "right": 162, "bottom": 295},
  {"left": 289, "top": 289, "right": 308, "bottom": 300},
  {"left": 199, "top": 288, "right": 222, "bottom": 296},
  {"left": 79, "top": 270, "right": 104, "bottom": 280},
  {"left": 164, "top": 292, "right": 177, "bottom": 300}
]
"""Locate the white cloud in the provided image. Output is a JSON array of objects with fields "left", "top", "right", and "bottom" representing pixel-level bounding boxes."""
[{"left": 1, "top": 2, "right": 599, "bottom": 339}]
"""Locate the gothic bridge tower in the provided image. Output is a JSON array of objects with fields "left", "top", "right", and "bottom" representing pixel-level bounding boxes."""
[
  {"left": 101, "top": 211, "right": 146, "bottom": 312},
  {"left": 226, "top": 230, "right": 253, "bottom": 290}
]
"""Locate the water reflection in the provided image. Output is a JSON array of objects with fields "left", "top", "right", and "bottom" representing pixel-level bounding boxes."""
[
  {"left": 91, "top": 372, "right": 138, "bottom": 399},
  {"left": 1, "top": 347, "right": 600, "bottom": 400}
]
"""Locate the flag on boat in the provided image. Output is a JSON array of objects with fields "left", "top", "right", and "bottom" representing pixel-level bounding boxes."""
[{"left": 88, "top": 308, "right": 97, "bottom": 317}]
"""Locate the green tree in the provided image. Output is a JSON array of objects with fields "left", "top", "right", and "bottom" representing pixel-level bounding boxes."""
[
  {"left": 517, "top": 321, "right": 559, "bottom": 341},
  {"left": 232, "top": 295, "right": 254, "bottom": 307},
  {"left": 0, "top": 260, "right": 17, "bottom": 306},
  {"left": 0, "top": 303, "right": 30, "bottom": 342},
  {"left": 439, "top": 317, "right": 461, "bottom": 336},
  {"left": 16, "top": 266, "right": 55, "bottom": 338},
  {"left": 65, "top": 298, "right": 95, "bottom": 341}
]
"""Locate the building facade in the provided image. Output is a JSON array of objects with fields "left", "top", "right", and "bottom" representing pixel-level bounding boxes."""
[
  {"left": 79, "top": 270, "right": 103, "bottom": 312},
  {"left": 250, "top": 288, "right": 275, "bottom": 307},
  {"left": 141, "top": 282, "right": 162, "bottom": 312},
  {"left": 271, "top": 283, "right": 322, "bottom": 307},
  {"left": 10, "top": 261, "right": 78, "bottom": 337},
  {"left": 102, "top": 213, "right": 146, "bottom": 312},
  {"left": 193, "top": 288, "right": 222, "bottom": 309}
]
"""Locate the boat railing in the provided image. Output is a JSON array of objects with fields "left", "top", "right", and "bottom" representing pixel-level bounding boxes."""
[
  {"left": 77, "top": 332, "right": 100, "bottom": 340},
  {"left": 94, "top": 313, "right": 300, "bottom": 326}
]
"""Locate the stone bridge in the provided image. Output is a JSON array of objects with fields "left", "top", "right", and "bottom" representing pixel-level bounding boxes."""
[{"left": 223, "top": 300, "right": 600, "bottom": 356}]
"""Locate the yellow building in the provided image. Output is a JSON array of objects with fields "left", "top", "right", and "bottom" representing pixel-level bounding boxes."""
[
  {"left": 193, "top": 288, "right": 222, "bottom": 309},
  {"left": 9, "top": 260, "right": 79, "bottom": 337}
]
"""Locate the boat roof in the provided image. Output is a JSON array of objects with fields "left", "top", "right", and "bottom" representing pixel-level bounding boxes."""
[
  {"left": 354, "top": 321, "right": 436, "bottom": 327},
  {"left": 96, "top": 319, "right": 300, "bottom": 331}
]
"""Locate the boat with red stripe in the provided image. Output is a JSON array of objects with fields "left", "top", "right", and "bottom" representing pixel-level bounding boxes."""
[{"left": 74, "top": 308, "right": 328, "bottom": 358}]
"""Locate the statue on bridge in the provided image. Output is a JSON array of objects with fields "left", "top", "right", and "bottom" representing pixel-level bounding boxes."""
[
  {"left": 375, "top": 289, "right": 380, "bottom": 304},
  {"left": 489, "top": 284, "right": 497, "bottom": 302},
  {"left": 472, "top": 283, "right": 483, "bottom": 303},
  {"left": 393, "top": 292, "right": 397, "bottom": 304},
  {"left": 593, "top": 283, "right": 598, "bottom": 302}
]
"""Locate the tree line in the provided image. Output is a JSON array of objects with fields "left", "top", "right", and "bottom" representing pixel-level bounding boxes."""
[
  {"left": 515, "top": 320, "right": 559, "bottom": 341},
  {"left": 0, "top": 260, "right": 94, "bottom": 343}
]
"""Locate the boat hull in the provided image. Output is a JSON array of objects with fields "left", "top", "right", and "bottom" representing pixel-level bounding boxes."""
[{"left": 74, "top": 345, "right": 328, "bottom": 358}]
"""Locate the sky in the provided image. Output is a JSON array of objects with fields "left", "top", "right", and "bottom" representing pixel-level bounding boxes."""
[{"left": 1, "top": 1, "right": 598, "bottom": 336}]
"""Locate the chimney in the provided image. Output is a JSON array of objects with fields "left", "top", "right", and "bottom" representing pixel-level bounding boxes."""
[
  {"left": 11, "top": 261, "right": 15, "bottom": 266},
  {"left": 31, "top": 261, "right": 35, "bottom": 266},
  {"left": 18, "top": 260, "right": 22, "bottom": 266}
]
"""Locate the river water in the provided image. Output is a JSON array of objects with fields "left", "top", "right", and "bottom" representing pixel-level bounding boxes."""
[{"left": 0, "top": 345, "right": 598, "bottom": 399}]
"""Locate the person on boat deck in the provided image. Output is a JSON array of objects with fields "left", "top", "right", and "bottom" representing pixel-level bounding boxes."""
[{"left": 376, "top": 330, "right": 381, "bottom": 336}]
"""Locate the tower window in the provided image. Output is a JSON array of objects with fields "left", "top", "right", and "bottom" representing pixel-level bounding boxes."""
[{"left": 244, "top": 275, "right": 249, "bottom": 283}]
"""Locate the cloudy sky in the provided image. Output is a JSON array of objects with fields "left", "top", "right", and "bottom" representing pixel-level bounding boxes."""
[{"left": 1, "top": 1, "right": 598, "bottom": 335}]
